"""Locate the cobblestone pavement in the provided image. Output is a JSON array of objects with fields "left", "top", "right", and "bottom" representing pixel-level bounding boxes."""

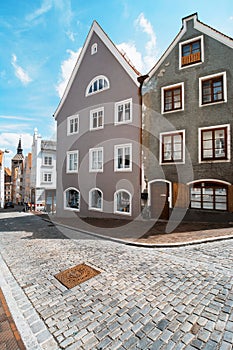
[{"left": 0, "top": 212, "right": 233, "bottom": 349}]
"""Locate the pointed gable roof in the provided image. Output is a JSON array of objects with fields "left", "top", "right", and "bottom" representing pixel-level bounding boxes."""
[
  {"left": 146, "top": 13, "right": 233, "bottom": 81},
  {"left": 54, "top": 21, "right": 140, "bottom": 119}
]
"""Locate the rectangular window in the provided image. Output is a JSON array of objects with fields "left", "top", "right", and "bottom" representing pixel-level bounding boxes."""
[
  {"left": 199, "top": 72, "right": 227, "bottom": 106},
  {"left": 114, "top": 144, "right": 132, "bottom": 171},
  {"left": 161, "top": 131, "right": 185, "bottom": 164},
  {"left": 90, "top": 107, "right": 104, "bottom": 130},
  {"left": 89, "top": 147, "right": 103, "bottom": 172},
  {"left": 67, "top": 115, "right": 79, "bottom": 135},
  {"left": 179, "top": 36, "right": 203, "bottom": 69},
  {"left": 200, "top": 126, "right": 228, "bottom": 161},
  {"left": 190, "top": 182, "right": 227, "bottom": 211},
  {"left": 161, "top": 83, "right": 184, "bottom": 113},
  {"left": 115, "top": 99, "right": 132, "bottom": 124},
  {"left": 66, "top": 151, "right": 78, "bottom": 173},
  {"left": 44, "top": 156, "right": 52, "bottom": 165},
  {"left": 43, "top": 173, "right": 52, "bottom": 182}
]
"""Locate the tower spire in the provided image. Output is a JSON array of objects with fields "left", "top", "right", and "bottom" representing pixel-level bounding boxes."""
[{"left": 17, "top": 137, "right": 23, "bottom": 155}]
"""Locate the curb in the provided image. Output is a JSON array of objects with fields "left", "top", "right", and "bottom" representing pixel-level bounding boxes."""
[{"left": 41, "top": 216, "right": 233, "bottom": 248}]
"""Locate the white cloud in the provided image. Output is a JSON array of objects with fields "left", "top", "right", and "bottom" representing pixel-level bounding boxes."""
[
  {"left": 0, "top": 123, "right": 32, "bottom": 132},
  {"left": 11, "top": 54, "right": 32, "bottom": 85},
  {"left": 26, "top": 0, "right": 52, "bottom": 21},
  {"left": 134, "top": 12, "right": 158, "bottom": 72},
  {"left": 56, "top": 48, "right": 82, "bottom": 98},
  {"left": 117, "top": 42, "right": 143, "bottom": 72},
  {"left": 0, "top": 115, "right": 36, "bottom": 121},
  {"left": 66, "top": 31, "right": 75, "bottom": 41}
]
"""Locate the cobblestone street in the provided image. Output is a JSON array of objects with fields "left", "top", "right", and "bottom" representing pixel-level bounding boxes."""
[{"left": 0, "top": 211, "right": 233, "bottom": 349}]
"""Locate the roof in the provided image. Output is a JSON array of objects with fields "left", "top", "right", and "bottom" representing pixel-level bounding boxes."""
[
  {"left": 145, "top": 13, "right": 233, "bottom": 81},
  {"left": 12, "top": 153, "right": 24, "bottom": 161},
  {"left": 4, "top": 167, "right": 11, "bottom": 176},
  {"left": 41, "top": 140, "right": 56, "bottom": 151},
  {"left": 0, "top": 151, "right": 3, "bottom": 167},
  {"left": 54, "top": 21, "right": 140, "bottom": 119}
]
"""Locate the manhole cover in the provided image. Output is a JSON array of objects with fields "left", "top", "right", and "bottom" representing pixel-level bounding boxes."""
[{"left": 54, "top": 263, "right": 100, "bottom": 289}]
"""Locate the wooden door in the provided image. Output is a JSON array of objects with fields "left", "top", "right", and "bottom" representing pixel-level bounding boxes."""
[{"left": 151, "top": 182, "right": 169, "bottom": 220}]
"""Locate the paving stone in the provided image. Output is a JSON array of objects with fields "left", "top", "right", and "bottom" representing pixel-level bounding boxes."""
[{"left": 1, "top": 214, "right": 233, "bottom": 350}]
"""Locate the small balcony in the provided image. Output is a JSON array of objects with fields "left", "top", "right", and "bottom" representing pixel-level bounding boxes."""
[{"left": 182, "top": 52, "right": 201, "bottom": 66}]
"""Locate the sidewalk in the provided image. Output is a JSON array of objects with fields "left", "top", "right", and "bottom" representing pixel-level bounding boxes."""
[
  {"left": 44, "top": 214, "right": 233, "bottom": 247},
  {"left": 0, "top": 288, "right": 26, "bottom": 350}
]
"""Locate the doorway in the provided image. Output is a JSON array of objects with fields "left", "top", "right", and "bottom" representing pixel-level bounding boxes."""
[{"left": 150, "top": 181, "right": 169, "bottom": 220}]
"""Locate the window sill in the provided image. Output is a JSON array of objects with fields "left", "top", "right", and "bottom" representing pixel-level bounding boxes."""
[{"left": 64, "top": 207, "right": 80, "bottom": 212}]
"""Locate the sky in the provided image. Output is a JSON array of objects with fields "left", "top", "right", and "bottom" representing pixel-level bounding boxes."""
[{"left": 1, "top": 0, "right": 233, "bottom": 168}]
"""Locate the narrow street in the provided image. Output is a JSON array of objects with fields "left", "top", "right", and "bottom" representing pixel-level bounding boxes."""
[{"left": 0, "top": 210, "right": 233, "bottom": 349}]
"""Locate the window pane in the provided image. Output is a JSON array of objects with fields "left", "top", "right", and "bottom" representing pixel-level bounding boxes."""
[
  {"left": 66, "top": 190, "right": 79, "bottom": 209},
  {"left": 125, "top": 103, "right": 131, "bottom": 121},
  {"left": 94, "top": 81, "right": 98, "bottom": 91},
  {"left": 91, "top": 190, "right": 102, "bottom": 209},
  {"left": 118, "top": 105, "right": 123, "bottom": 122},
  {"left": 117, "top": 148, "right": 123, "bottom": 168},
  {"left": 117, "top": 192, "right": 130, "bottom": 213},
  {"left": 182, "top": 44, "right": 190, "bottom": 56},
  {"left": 203, "top": 201, "right": 213, "bottom": 209},
  {"left": 99, "top": 79, "right": 103, "bottom": 90},
  {"left": 191, "top": 201, "right": 201, "bottom": 208}
]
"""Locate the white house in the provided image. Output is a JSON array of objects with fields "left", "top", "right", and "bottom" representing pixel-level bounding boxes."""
[{"left": 30, "top": 128, "right": 56, "bottom": 212}]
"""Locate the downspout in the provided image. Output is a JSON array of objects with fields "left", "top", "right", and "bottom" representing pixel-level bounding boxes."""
[{"left": 137, "top": 75, "right": 149, "bottom": 211}]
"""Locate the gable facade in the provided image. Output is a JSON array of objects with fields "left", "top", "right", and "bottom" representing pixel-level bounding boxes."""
[
  {"left": 142, "top": 13, "right": 233, "bottom": 221},
  {"left": 54, "top": 22, "right": 141, "bottom": 219}
]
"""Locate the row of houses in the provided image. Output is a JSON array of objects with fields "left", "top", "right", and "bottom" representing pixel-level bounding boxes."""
[
  {"left": 0, "top": 131, "right": 56, "bottom": 212},
  {"left": 53, "top": 13, "right": 233, "bottom": 222}
]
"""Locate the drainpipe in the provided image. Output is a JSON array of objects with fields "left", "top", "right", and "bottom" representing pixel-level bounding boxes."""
[{"left": 137, "top": 75, "right": 149, "bottom": 214}]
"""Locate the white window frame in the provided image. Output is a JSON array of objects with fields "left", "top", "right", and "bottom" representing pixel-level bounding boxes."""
[
  {"left": 43, "top": 155, "right": 52, "bottom": 166},
  {"left": 115, "top": 98, "right": 132, "bottom": 124},
  {"left": 91, "top": 43, "right": 98, "bottom": 55},
  {"left": 160, "top": 130, "right": 185, "bottom": 165},
  {"left": 89, "top": 188, "right": 103, "bottom": 211},
  {"left": 114, "top": 190, "right": 132, "bottom": 216},
  {"left": 114, "top": 143, "right": 132, "bottom": 172},
  {"left": 64, "top": 187, "right": 80, "bottom": 212},
  {"left": 198, "top": 124, "right": 230, "bottom": 163},
  {"left": 179, "top": 35, "right": 204, "bottom": 70},
  {"left": 67, "top": 115, "right": 79, "bottom": 135},
  {"left": 199, "top": 72, "right": 227, "bottom": 107},
  {"left": 90, "top": 107, "right": 104, "bottom": 130},
  {"left": 66, "top": 150, "right": 79, "bottom": 173},
  {"left": 42, "top": 172, "right": 52, "bottom": 183},
  {"left": 89, "top": 147, "right": 104, "bottom": 172},
  {"left": 85, "top": 75, "right": 110, "bottom": 96},
  {"left": 161, "top": 82, "right": 184, "bottom": 114}
]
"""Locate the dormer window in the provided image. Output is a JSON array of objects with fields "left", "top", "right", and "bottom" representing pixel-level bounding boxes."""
[
  {"left": 86, "top": 75, "right": 110, "bottom": 96},
  {"left": 91, "top": 43, "right": 97, "bottom": 55},
  {"left": 179, "top": 36, "right": 204, "bottom": 69}
]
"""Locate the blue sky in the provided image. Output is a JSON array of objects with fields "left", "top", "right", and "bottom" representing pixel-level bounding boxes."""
[{"left": 1, "top": 0, "right": 233, "bottom": 167}]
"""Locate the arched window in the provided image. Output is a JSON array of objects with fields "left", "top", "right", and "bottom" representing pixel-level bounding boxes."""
[
  {"left": 89, "top": 188, "right": 103, "bottom": 211},
  {"left": 64, "top": 188, "right": 80, "bottom": 211},
  {"left": 190, "top": 181, "right": 228, "bottom": 211},
  {"left": 114, "top": 190, "right": 131, "bottom": 215},
  {"left": 91, "top": 43, "right": 98, "bottom": 55},
  {"left": 86, "top": 75, "right": 110, "bottom": 96}
]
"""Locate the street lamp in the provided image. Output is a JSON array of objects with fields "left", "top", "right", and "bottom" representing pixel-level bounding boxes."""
[{"left": 0, "top": 149, "right": 10, "bottom": 209}]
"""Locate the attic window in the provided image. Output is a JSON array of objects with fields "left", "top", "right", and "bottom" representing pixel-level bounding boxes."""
[
  {"left": 86, "top": 75, "right": 110, "bottom": 96},
  {"left": 91, "top": 43, "right": 97, "bottom": 55},
  {"left": 179, "top": 36, "right": 204, "bottom": 69}
]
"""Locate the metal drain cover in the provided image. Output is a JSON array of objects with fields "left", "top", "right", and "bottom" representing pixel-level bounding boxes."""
[{"left": 54, "top": 263, "right": 100, "bottom": 289}]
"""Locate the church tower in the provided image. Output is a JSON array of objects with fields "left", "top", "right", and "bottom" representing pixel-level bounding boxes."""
[{"left": 11, "top": 138, "right": 24, "bottom": 204}]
